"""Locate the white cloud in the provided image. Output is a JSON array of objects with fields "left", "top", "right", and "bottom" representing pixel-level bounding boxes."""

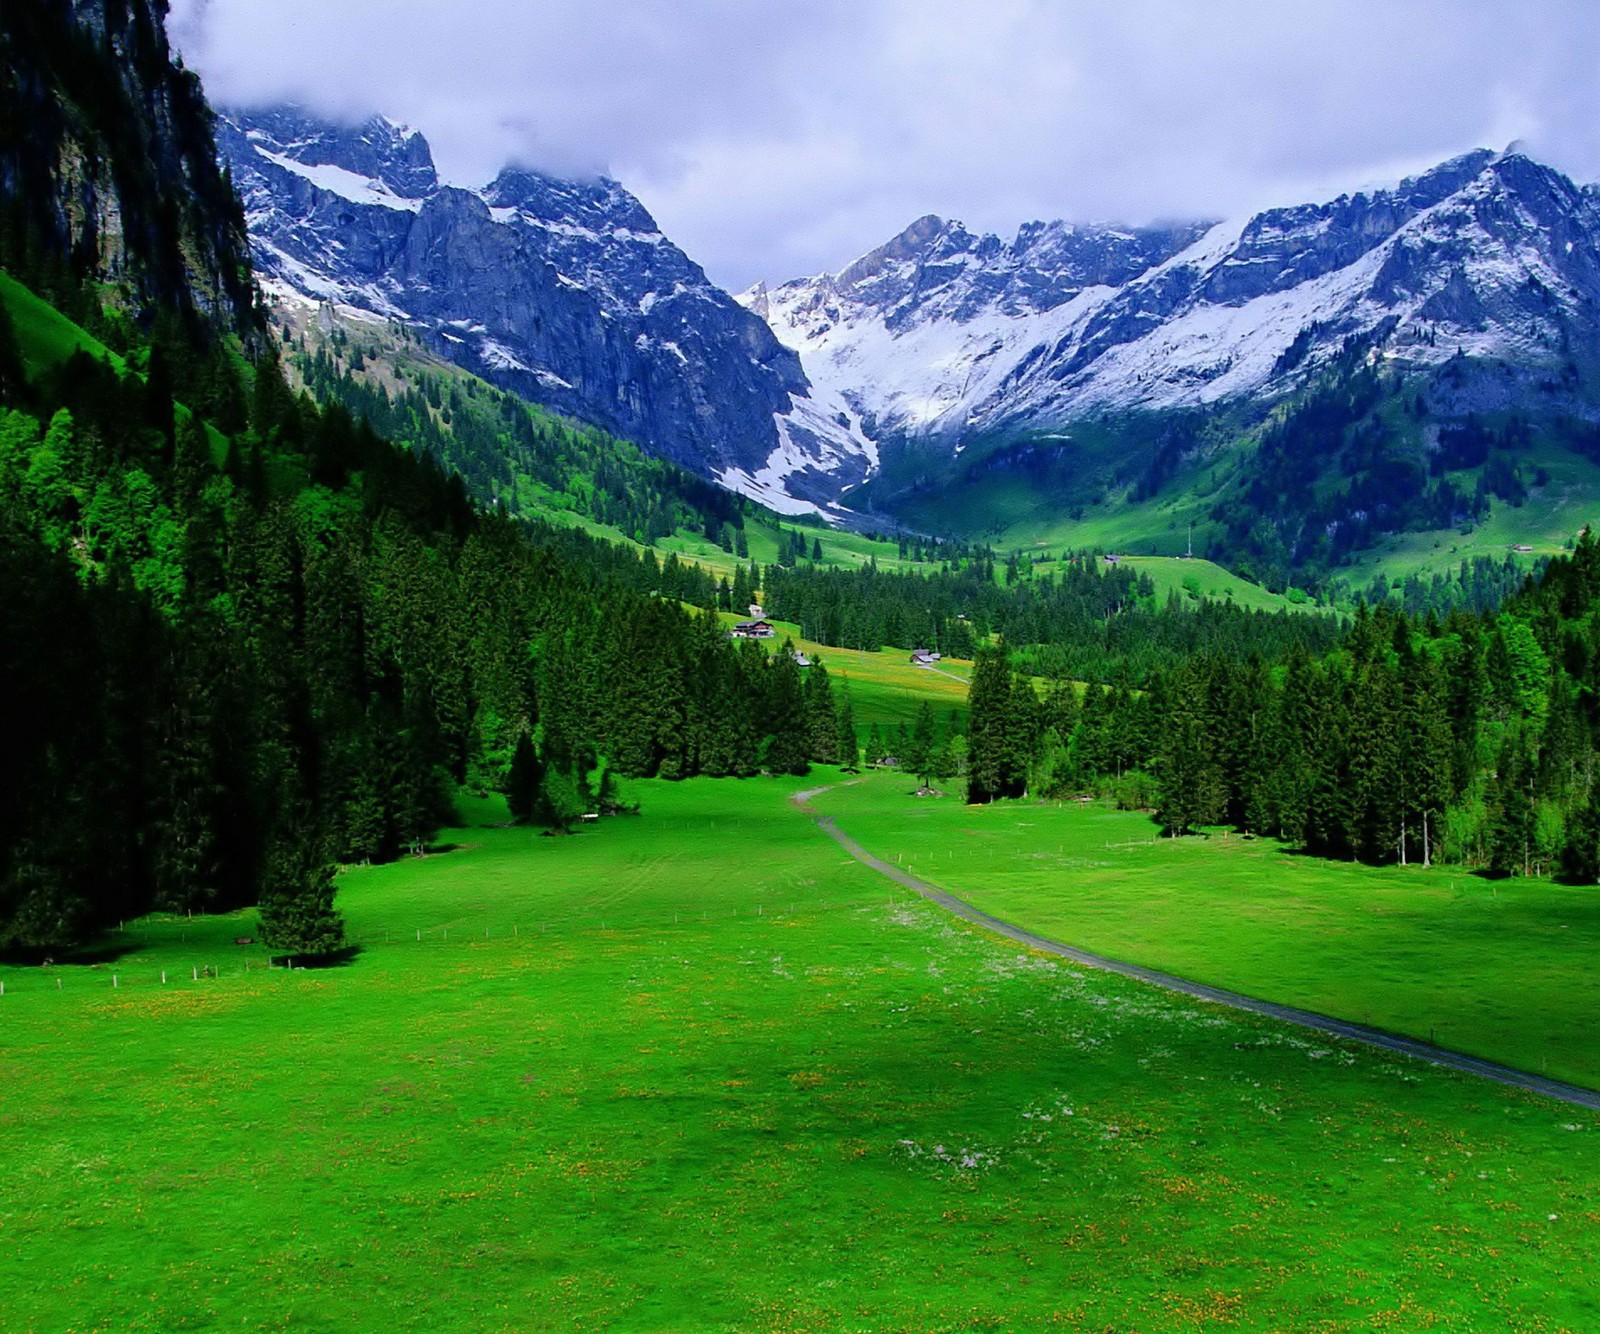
[{"left": 168, "top": 0, "right": 1600, "bottom": 290}]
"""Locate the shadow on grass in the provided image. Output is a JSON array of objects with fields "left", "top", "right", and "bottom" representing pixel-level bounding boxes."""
[
  {"left": 269, "top": 943, "right": 365, "bottom": 970},
  {"left": 0, "top": 935, "right": 149, "bottom": 967}
]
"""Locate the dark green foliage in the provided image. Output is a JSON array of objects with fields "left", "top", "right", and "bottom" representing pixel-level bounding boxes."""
[
  {"left": 765, "top": 555, "right": 1341, "bottom": 687},
  {"left": 835, "top": 690, "right": 860, "bottom": 772},
  {"left": 802, "top": 659, "right": 838, "bottom": 764},
  {"left": 1559, "top": 790, "right": 1600, "bottom": 884},
  {"left": 257, "top": 830, "right": 346, "bottom": 960},
  {"left": 506, "top": 732, "right": 545, "bottom": 826},
  {"left": 966, "top": 645, "right": 1026, "bottom": 803}
]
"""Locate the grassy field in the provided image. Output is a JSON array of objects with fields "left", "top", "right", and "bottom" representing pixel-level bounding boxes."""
[
  {"left": 812, "top": 771, "right": 1600, "bottom": 1091},
  {"left": 5, "top": 775, "right": 1600, "bottom": 1330},
  {"left": 717, "top": 611, "right": 971, "bottom": 734}
]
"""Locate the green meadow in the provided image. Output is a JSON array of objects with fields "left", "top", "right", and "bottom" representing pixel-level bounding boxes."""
[
  {"left": 5, "top": 776, "right": 1600, "bottom": 1331},
  {"left": 717, "top": 610, "right": 972, "bottom": 734},
  {"left": 812, "top": 771, "right": 1600, "bottom": 1091}
]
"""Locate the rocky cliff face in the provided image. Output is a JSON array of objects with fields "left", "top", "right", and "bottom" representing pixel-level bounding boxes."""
[
  {"left": 751, "top": 149, "right": 1600, "bottom": 473},
  {"left": 218, "top": 106, "right": 870, "bottom": 513},
  {"left": 0, "top": 0, "right": 255, "bottom": 332}
]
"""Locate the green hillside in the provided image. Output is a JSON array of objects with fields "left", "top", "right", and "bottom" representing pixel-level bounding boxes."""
[{"left": 880, "top": 355, "right": 1600, "bottom": 608}]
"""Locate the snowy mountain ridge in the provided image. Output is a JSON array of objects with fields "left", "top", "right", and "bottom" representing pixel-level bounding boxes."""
[
  {"left": 220, "top": 110, "right": 1600, "bottom": 517},
  {"left": 746, "top": 148, "right": 1600, "bottom": 480}
]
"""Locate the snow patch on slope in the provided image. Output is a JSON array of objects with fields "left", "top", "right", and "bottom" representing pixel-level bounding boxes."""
[{"left": 252, "top": 146, "right": 425, "bottom": 212}]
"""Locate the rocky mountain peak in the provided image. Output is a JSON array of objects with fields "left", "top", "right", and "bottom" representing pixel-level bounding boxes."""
[
  {"left": 230, "top": 105, "right": 439, "bottom": 202},
  {"left": 216, "top": 104, "right": 870, "bottom": 514}
]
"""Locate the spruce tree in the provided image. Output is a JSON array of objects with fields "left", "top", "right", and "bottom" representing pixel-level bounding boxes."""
[
  {"left": 1559, "top": 788, "right": 1600, "bottom": 884},
  {"left": 506, "top": 731, "right": 544, "bottom": 824},
  {"left": 835, "top": 691, "right": 859, "bottom": 772},
  {"left": 802, "top": 658, "right": 837, "bottom": 762},
  {"left": 257, "top": 831, "right": 346, "bottom": 963},
  {"left": 966, "top": 643, "right": 1017, "bottom": 803},
  {"left": 906, "top": 701, "right": 936, "bottom": 785}
]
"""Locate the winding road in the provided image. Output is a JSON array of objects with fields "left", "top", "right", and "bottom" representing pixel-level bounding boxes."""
[{"left": 792, "top": 786, "right": 1600, "bottom": 1111}]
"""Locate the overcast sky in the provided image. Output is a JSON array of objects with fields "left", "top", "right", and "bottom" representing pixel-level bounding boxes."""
[{"left": 167, "top": 0, "right": 1600, "bottom": 292}]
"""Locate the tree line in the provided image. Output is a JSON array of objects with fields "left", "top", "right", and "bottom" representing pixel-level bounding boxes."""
[
  {"left": 762, "top": 556, "right": 1345, "bottom": 684},
  {"left": 965, "top": 533, "right": 1600, "bottom": 880}
]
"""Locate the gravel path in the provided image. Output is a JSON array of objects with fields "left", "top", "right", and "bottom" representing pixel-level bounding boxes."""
[{"left": 792, "top": 786, "right": 1600, "bottom": 1111}]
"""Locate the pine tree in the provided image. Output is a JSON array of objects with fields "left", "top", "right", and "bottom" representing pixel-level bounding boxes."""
[
  {"left": 835, "top": 690, "right": 859, "bottom": 771},
  {"left": 966, "top": 643, "right": 1021, "bottom": 803},
  {"left": 802, "top": 657, "right": 837, "bottom": 762},
  {"left": 0, "top": 301, "right": 29, "bottom": 406},
  {"left": 760, "top": 645, "right": 810, "bottom": 776},
  {"left": 506, "top": 731, "right": 544, "bottom": 824},
  {"left": 1559, "top": 787, "right": 1600, "bottom": 884},
  {"left": 257, "top": 830, "right": 346, "bottom": 962},
  {"left": 905, "top": 702, "right": 936, "bottom": 784}
]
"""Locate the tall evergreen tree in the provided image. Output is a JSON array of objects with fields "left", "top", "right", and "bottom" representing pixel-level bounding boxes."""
[{"left": 834, "top": 690, "right": 859, "bottom": 772}]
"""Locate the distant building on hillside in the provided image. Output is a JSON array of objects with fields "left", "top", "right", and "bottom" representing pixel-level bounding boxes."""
[
  {"left": 748, "top": 603, "right": 764, "bottom": 618},
  {"left": 730, "top": 619, "right": 776, "bottom": 640},
  {"left": 910, "top": 648, "right": 942, "bottom": 667},
  {"left": 1513, "top": 544, "right": 1534, "bottom": 553},
  {"left": 791, "top": 650, "right": 813, "bottom": 668},
  {"left": 1103, "top": 553, "right": 1121, "bottom": 565}
]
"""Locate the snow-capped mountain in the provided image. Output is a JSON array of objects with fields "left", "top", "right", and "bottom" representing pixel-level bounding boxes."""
[
  {"left": 223, "top": 111, "right": 1600, "bottom": 517},
  {"left": 216, "top": 106, "right": 871, "bottom": 514},
  {"left": 748, "top": 149, "right": 1600, "bottom": 468}
]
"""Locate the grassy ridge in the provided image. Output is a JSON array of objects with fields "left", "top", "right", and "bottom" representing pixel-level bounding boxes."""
[
  {"left": 718, "top": 611, "right": 972, "bottom": 732},
  {"left": 2, "top": 776, "right": 1599, "bottom": 1329},
  {"left": 813, "top": 771, "right": 1600, "bottom": 1089}
]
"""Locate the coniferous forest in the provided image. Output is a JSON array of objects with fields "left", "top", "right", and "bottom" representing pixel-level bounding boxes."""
[{"left": 963, "top": 542, "right": 1600, "bottom": 880}]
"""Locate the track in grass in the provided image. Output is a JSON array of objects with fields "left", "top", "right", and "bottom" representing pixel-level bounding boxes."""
[{"left": 795, "top": 785, "right": 1600, "bottom": 1112}]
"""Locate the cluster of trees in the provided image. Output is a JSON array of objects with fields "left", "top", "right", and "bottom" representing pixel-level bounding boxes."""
[
  {"left": 1344, "top": 553, "right": 1544, "bottom": 620},
  {"left": 763, "top": 556, "right": 1344, "bottom": 685},
  {"left": 862, "top": 704, "right": 966, "bottom": 788},
  {"left": 965, "top": 533, "right": 1600, "bottom": 880}
]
